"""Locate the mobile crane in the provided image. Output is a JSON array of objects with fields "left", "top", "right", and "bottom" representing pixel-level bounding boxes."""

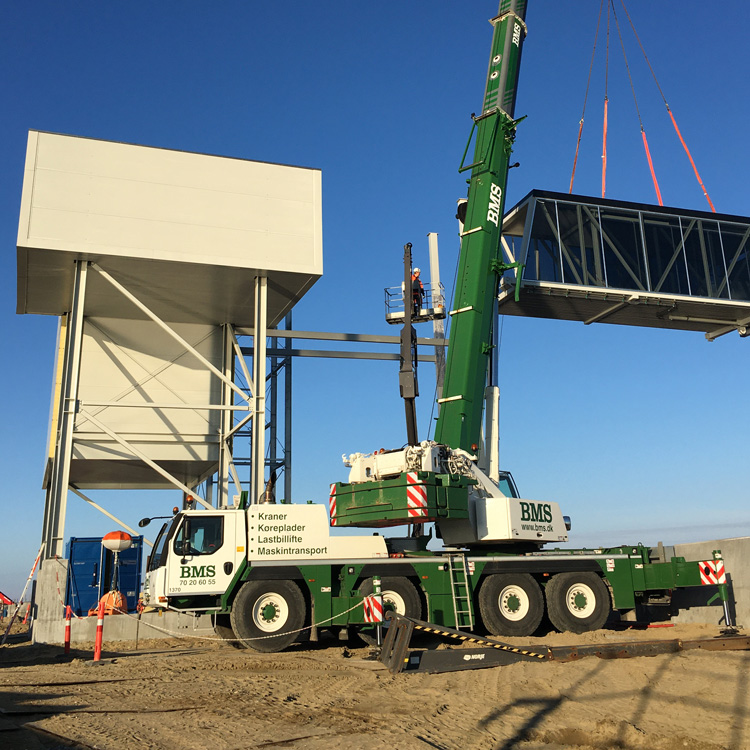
[{"left": 142, "top": 1, "right": 733, "bottom": 652}]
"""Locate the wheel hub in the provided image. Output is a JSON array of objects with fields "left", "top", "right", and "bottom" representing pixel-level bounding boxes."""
[
  {"left": 261, "top": 603, "right": 279, "bottom": 623},
  {"left": 565, "top": 583, "right": 596, "bottom": 618},
  {"left": 499, "top": 585, "right": 530, "bottom": 622},
  {"left": 382, "top": 591, "right": 406, "bottom": 615},
  {"left": 505, "top": 594, "right": 521, "bottom": 613},
  {"left": 252, "top": 593, "right": 289, "bottom": 632}
]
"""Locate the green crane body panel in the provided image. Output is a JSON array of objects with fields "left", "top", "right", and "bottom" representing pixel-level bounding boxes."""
[
  {"left": 203, "top": 538, "right": 724, "bottom": 632},
  {"left": 331, "top": 473, "right": 474, "bottom": 528},
  {"left": 434, "top": 1, "right": 527, "bottom": 452}
]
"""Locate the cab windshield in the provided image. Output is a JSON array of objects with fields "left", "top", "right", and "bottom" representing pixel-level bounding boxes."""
[
  {"left": 173, "top": 515, "right": 224, "bottom": 556},
  {"left": 497, "top": 472, "right": 520, "bottom": 498},
  {"left": 147, "top": 516, "right": 180, "bottom": 571}
]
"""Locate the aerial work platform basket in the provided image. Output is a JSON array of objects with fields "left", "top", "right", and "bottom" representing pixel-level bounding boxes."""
[
  {"left": 500, "top": 191, "right": 750, "bottom": 340},
  {"left": 384, "top": 281, "right": 446, "bottom": 325}
]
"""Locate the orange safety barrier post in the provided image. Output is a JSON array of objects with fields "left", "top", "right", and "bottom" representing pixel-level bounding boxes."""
[
  {"left": 93, "top": 599, "right": 105, "bottom": 662},
  {"left": 64, "top": 605, "right": 72, "bottom": 655}
]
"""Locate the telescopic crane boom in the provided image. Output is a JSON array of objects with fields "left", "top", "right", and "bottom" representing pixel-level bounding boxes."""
[
  {"left": 435, "top": 0, "right": 527, "bottom": 452},
  {"left": 332, "top": 0, "right": 568, "bottom": 549}
]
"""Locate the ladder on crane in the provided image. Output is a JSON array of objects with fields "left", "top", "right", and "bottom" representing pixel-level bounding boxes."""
[{"left": 447, "top": 553, "right": 474, "bottom": 630}]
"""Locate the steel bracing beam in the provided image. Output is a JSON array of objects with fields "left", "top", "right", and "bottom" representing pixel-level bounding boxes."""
[
  {"left": 241, "top": 347, "right": 438, "bottom": 362},
  {"left": 70, "top": 488, "right": 153, "bottom": 547},
  {"left": 717, "top": 225, "right": 750, "bottom": 299},
  {"left": 584, "top": 294, "right": 641, "bottom": 325},
  {"left": 217, "top": 324, "right": 235, "bottom": 508},
  {"left": 581, "top": 205, "right": 647, "bottom": 291},
  {"left": 251, "top": 276, "right": 268, "bottom": 504},
  {"left": 283, "top": 314, "right": 293, "bottom": 503},
  {"left": 236, "top": 327, "right": 447, "bottom": 348},
  {"left": 77, "top": 410, "right": 212, "bottom": 509},
  {"left": 92, "top": 264, "right": 250, "bottom": 405}
]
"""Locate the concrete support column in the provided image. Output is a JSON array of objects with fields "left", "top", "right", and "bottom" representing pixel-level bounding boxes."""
[{"left": 32, "top": 558, "right": 69, "bottom": 644}]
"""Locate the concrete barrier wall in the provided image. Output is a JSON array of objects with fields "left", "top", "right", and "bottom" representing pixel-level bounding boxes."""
[
  {"left": 31, "top": 558, "right": 215, "bottom": 645},
  {"left": 61, "top": 609, "right": 216, "bottom": 644},
  {"left": 671, "top": 537, "right": 750, "bottom": 628}
]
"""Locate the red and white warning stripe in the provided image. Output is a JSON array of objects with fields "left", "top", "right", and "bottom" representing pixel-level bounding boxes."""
[
  {"left": 699, "top": 559, "right": 727, "bottom": 585},
  {"left": 406, "top": 472, "right": 428, "bottom": 518},
  {"left": 93, "top": 599, "right": 105, "bottom": 662},
  {"left": 363, "top": 595, "right": 384, "bottom": 623},
  {"left": 329, "top": 484, "right": 337, "bottom": 527}
]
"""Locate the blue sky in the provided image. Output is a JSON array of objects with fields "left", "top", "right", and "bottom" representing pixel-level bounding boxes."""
[{"left": 1, "top": 2, "right": 748, "bottom": 596}]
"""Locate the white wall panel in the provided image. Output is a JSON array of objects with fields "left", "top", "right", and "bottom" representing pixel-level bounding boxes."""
[
  {"left": 68, "top": 317, "right": 225, "bottom": 488},
  {"left": 17, "top": 131, "right": 322, "bottom": 325}
]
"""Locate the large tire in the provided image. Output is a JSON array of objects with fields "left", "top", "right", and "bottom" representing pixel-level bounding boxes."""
[
  {"left": 545, "top": 572, "right": 611, "bottom": 634},
  {"left": 357, "top": 576, "right": 422, "bottom": 646},
  {"left": 478, "top": 573, "right": 544, "bottom": 637},
  {"left": 230, "top": 579, "right": 306, "bottom": 653},
  {"left": 214, "top": 613, "right": 245, "bottom": 649}
]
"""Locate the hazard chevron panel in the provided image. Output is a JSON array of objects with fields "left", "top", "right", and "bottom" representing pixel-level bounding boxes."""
[{"left": 699, "top": 559, "right": 727, "bottom": 585}]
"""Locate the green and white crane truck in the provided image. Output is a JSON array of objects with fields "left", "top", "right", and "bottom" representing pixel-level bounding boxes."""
[{"left": 141, "top": 1, "right": 732, "bottom": 652}]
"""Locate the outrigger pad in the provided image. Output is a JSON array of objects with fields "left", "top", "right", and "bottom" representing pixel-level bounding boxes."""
[
  {"left": 379, "top": 612, "right": 548, "bottom": 675},
  {"left": 378, "top": 613, "right": 750, "bottom": 675},
  {"left": 403, "top": 647, "right": 529, "bottom": 674}
]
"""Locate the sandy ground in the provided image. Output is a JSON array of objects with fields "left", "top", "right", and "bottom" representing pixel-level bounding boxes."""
[{"left": 1, "top": 619, "right": 749, "bottom": 750}]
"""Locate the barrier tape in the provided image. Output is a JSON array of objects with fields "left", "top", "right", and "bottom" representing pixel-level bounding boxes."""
[{"left": 87, "top": 598, "right": 370, "bottom": 645}]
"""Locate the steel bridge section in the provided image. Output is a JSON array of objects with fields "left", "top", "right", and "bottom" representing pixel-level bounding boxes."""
[{"left": 500, "top": 190, "right": 750, "bottom": 340}]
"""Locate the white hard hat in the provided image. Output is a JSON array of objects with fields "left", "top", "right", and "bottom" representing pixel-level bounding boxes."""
[{"left": 413, "top": 267, "right": 421, "bottom": 273}]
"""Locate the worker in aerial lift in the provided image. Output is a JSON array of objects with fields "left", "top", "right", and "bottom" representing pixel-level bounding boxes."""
[{"left": 412, "top": 267, "right": 425, "bottom": 316}]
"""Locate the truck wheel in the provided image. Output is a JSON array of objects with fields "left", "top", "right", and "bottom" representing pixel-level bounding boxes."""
[
  {"left": 545, "top": 572, "right": 611, "bottom": 634},
  {"left": 479, "top": 573, "right": 544, "bottom": 637},
  {"left": 357, "top": 576, "right": 422, "bottom": 646},
  {"left": 230, "top": 580, "right": 306, "bottom": 653},
  {"left": 214, "top": 613, "right": 245, "bottom": 649}
]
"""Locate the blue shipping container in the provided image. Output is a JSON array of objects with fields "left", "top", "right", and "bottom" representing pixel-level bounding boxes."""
[{"left": 65, "top": 536, "right": 143, "bottom": 616}]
